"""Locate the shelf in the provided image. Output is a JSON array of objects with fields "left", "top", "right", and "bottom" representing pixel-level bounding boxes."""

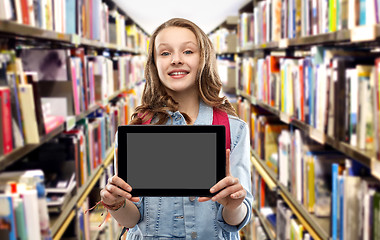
[
  {"left": 0, "top": 20, "right": 71, "bottom": 42},
  {"left": 50, "top": 149, "right": 113, "bottom": 238},
  {"left": 278, "top": 185, "right": 331, "bottom": 240},
  {"left": 0, "top": 86, "right": 130, "bottom": 171},
  {"left": 51, "top": 164, "right": 104, "bottom": 238},
  {"left": 0, "top": 20, "right": 141, "bottom": 53},
  {"left": 237, "top": 92, "right": 374, "bottom": 168},
  {"left": 252, "top": 207, "right": 276, "bottom": 240},
  {"left": 240, "top": 25, "right": 380, "bottom": 51},
  {"left": 0, "top": 123, "right": 65, "bottom": 171},
  {"left": 104, "top": 149, "right": 114, "bottom": 167},
  {"left": 251, "top": 149, "right": 278, "bottom": 181},
  {"left": 52, "top": 210, "right": 76, "bottom": 240},
  {"left": 250, "top": 154, "right": 277, "bottom": 190},
  {"left": 239, "top": 0, "right": 253, "bottom": 13},
  {"left": 251, "top": 150, "right": 331, "bottom": 240}
]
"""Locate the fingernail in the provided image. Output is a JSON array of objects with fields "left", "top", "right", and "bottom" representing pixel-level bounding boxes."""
[{"left": 210, "top": 188, "right": 215, "bottom": 193}]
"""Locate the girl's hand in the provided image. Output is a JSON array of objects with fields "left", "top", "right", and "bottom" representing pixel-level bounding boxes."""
[
  {"left": 100, "top": 149, "right": 140, "bottom": 207},
  {"left": 100, "top": 175, "right": 140, "bottom": 206},
  {"left": 198, "top": 149, "right": 247, "bottom": 211}
]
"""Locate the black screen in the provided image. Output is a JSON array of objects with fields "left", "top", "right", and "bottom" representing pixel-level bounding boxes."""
[{"left": 126, "top": 133, "right": 216, "bottom": 189}]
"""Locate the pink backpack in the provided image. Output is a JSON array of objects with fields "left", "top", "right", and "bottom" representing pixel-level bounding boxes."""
[{"left": 141, "top": 107, "right": 231, "bottom": 150}]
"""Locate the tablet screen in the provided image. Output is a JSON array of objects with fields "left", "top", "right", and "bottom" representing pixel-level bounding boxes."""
[{"left": 117, "top": 125, "right": 226, "bottom": 196}]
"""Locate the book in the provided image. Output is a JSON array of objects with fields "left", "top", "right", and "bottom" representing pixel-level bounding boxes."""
[
  {"left": 343, "top": 175, "right": 361, "bottom": 240},
  {"left": 0, "top": 87, "right": 13, "bottom": 154},
  {"left": 0, "top": 194, "right": 17, "bottom": 240},
  {"left": 374, "top": 192, "right": 380, "bottom": 240},
  {"left": 264, "top": 124, "right": 288, "bottom": 174},
  {"left": 21, "top": 189, "right": 42, "bottom": 239},
  {"left": 6, "top": 72, "right": 25, "bottom": 149},
  {"left": 276, "top": 199, "right": 292, "bottom": 240},
  {"left": 332, "top": 163, "right": 339, "bottom": 240},
  {"left": 25, "top": 72, "right": 46, "bottom": 137},
  {"left": 18, "top": 84, "right": 40, "bottom": 144},
  {"left": 355, "top": 65, "right": 374, "bottom": 150},
  {"left": 313, "top": 152, "right": 345, "bottom": 217}
]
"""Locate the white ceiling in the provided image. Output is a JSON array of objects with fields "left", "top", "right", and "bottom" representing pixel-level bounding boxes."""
[{"left": 113, "top": 0, "right": 250, "bottom": 35}]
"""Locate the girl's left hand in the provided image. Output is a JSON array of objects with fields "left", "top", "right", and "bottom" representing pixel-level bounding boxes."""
[{"left": 198, "top": 149, "right": 246, "bottom": 211}]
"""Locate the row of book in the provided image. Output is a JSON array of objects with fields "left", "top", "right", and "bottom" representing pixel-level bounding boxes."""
[
  {"left": 236, "top": 47, "right": 380, "bottom": 154},
  {"left": 209, "top": 28, "right": 238, "bottom": 53},
  {"left": 0, "top": 89, "right": 141, "bottom": 239},
  {"left": 78, "top": 161, "right": 124, "bottom": 240},
  {"left": 277, "top": 127, "right": 380, "bottom": 239},
  {"left": 238, "top": 0, "right": 380, "bottom": 46},
  {"left": 0, "top": 49, "right": 145, "bottom": 156},
  {"left": 238, "top": 12, "right": 255, "bottom": 49},
  {"left": 234, "top": 93, "right": 380, "bottom": 239},
  {"left": 0, "top": 0, "right": 149, "bottom": 52},
  {"left": 0, "top": 170, "right": 53, "bottom": 240},
  {"left": 249, "top": 156, "right": 315, "bottom": 240}
]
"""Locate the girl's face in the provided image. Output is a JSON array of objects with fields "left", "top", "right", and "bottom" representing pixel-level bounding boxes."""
[{"left": 154, "top": 27, "right": 200, "bottom": 97}]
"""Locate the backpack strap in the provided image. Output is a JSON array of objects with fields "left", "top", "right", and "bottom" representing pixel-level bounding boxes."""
[
  {"left": 212, "top": 108, "right": 231, "bottom": 150},
  {"left": 139, "top": 112, "right": 152, "bottom": 125}
]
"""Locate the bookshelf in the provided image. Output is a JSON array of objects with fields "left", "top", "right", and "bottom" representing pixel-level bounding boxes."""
[
  {"left": 214, "top": 0, "right": 380, "bottom": 239},
  {"left": 238, "top": 90, "right": 375, "bottom": 168},
  {"left": 0, "top": 123, "right": 65, "bottom": 170},
  {"left": 0, "top": 0, "right": 147, "bottom": 239},
  {"left": 252, "top": 206, "right": 276, "bottom": 240}
]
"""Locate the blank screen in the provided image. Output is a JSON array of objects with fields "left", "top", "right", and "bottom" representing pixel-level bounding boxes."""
[{"left": 126, "top": 133, "right": 216, "bottom": 189}]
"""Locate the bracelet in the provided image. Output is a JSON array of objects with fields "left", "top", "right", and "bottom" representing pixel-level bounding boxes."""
[{"left": 102, "top": 200, "right": 126, "bottom": 211}]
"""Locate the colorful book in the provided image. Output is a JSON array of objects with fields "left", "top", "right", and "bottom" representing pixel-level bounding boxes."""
[
  {"left": 0, "top": 194, "right": 17, "bottom": 240},
  {"left": 0, "top": 87, "right": 13, "bottom": 154}
]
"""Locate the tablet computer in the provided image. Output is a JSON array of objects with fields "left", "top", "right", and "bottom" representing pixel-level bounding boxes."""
[{"left": 117, "top": 125, "right": 226, "bottom": 196}]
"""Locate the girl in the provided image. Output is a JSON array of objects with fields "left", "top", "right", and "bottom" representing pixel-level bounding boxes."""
[{"left": 100, "top": 18, "right": 253, "bottom": 239}]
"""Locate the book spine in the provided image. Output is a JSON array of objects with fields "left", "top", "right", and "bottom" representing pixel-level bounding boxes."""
[
  {"left": 0, "top": 88, "right": 14, "bottom": 154},
  {"left": 332, "top": 163, "right": 339, "bottom": 240},
  {"left": 374, "top": 192, "right": 380, "bottom": 240}
]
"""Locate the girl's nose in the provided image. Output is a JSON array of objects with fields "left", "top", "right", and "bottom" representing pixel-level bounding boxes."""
[{"left": 171, "top": 53, "right": 183, "bottom": 65}]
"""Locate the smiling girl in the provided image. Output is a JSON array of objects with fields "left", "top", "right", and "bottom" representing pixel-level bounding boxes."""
[{"left": 100, "top": 18, "right": 253, "bottom": 240}]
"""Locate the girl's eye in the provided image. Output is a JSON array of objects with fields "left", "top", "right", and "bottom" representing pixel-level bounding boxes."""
[
  {"left": 161, "top": 52, "right": 170, "bottom": 56},
  {"left": 184, "top": 50, "right": 193, "bottom": 54}
]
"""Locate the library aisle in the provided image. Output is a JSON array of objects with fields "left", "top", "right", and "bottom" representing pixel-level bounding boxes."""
[{"left": 1, "top": 0, "right": 380, "bottom": 239}]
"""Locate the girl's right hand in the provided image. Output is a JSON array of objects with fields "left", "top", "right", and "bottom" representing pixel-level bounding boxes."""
[{"left": 100, "top": 175, "right": 140, "bottom": 207}]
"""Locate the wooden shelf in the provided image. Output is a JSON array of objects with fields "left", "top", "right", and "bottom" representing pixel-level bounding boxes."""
[
  {"left": 50, "top": 165, "right": 103, "bottom": 237},
  {"left": 252, "top": 207, "right": 276, "bottom": 240},
  {"left": 50, "top": 149, "right": 113, "bottom": 238},
  {"left": 251, "top": 149, "right": 278, "bottom": 181},
  {"left": 0, "top": 123, "right": 65, "bottom": 171},
  {"left": 240, "top": 25, "right": 380, "bottom": 51},
  {"left": 0, "top": 20, "right": 141, "bottom": 53},
  {"left": 52, "top": 210, "right": 76, "bottom": 240},
  {"left": 251, "top": 151, "right": 331, "bottom": 240},
  {"left": 250, "top": 154, "right": 277, "bottom": 191},
  {"left": 278, "top": 186, "right": 330, "bottom": 240},
  {"left": 239, "top": 0, "right": 253, "bottom": 13}
]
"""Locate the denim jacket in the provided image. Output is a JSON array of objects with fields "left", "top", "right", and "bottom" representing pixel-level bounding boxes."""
[{"left": 116, "top": 101, "right": 253, "bottom": 240}]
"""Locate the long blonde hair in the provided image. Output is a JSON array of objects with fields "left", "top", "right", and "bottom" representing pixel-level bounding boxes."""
[{"left": 130, "top": 18, "right": 237, "bottom": 125}]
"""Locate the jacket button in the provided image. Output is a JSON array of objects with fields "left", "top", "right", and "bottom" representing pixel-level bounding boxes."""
[
  {"left": 191, "top": 232, "right": 197, "bottom": 239},
  {"left": 189, "top": 196, "right": 196, "bottom": 202}
]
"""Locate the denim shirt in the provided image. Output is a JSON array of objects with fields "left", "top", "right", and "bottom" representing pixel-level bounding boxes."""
[{"left": 116, "top": 101, "right": 253, "bottom": 240}]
